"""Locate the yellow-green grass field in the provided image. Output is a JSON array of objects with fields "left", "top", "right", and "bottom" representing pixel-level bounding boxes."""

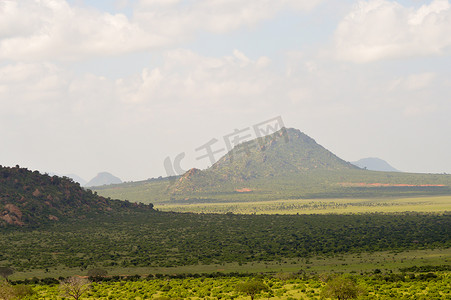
[
  {"left": 155, "top": 195, "right": 451, "bottom": 214},
  {"left": 19, "top": 272, "right": 451, "bottom": 299}
]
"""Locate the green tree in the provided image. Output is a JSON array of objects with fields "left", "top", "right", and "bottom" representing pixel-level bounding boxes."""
[
  {"left": 236, "top": 280, "right": 269, "bottom": 300},
  {"left": 321, "top": 276, "right": 365, "bottom": 300},
  {"left": 0, "top": 268, "right": 13, "bottom": 283}
]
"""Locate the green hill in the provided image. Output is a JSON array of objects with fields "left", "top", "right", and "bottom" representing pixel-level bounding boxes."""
[
  {"left": 0, "top": 165, "right": 153, "bottom": 226},
  {"left": 93, "top": 128, "right": 451, "bottom": 204},
  {"left": 170, "top": 128, "right": 358, "bottom": 194},
  {"left": 212, "top": 127, "right": 357, "bottom": 174}
]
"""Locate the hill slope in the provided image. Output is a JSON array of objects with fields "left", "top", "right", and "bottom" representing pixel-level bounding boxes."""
[
  {"left": 352, "top": 157, "right": 400, "bottom": 172},
  {"left": 212, "top": 127, "right": 357, "bottom": 174},
  {"left": 0, "top": 165, "right": 152, "bottom": 226},
  {"left": 171, "top": 127, "right": 357, "bottom": 194}
]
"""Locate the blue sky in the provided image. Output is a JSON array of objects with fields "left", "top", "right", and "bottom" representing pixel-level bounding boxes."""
[{"left": 1, "top": 0, "right": 451, "bottom": 182}]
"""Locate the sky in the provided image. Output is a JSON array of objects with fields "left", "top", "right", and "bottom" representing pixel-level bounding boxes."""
[{"left": 1, "top": 0, "right": 451, "bottom": 182}]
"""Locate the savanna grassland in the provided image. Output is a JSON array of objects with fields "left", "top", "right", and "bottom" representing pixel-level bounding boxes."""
[
  {"left": 155, "top": 195, "right": 451, "bottom": 214},
  {"left": 2, "top": 205, "right": 446, "bottom": 299},
  {"left": 93, "top": 169, "right": 451, "bottom": 205},
  {"left": 11, "top": 271, "right": 451, "bottom": 299},
  {"left": 1, "top": 161, "right": 450, "bottom": 299}
]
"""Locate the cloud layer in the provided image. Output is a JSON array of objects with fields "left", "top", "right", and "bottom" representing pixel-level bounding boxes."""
[
  {"left": 0, "top": 0, "right": 321, "bottom": 61},
  {"left": 335, "top": 0, "right": 451, "bottom": 62},
  {"left": 1, "top": 0, "right": 451, "bottom": 179}
]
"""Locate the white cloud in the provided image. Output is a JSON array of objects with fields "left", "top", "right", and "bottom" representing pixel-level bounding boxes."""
[
  {"left": 1, "top": 45, "right": 451, "bottom": 178},
  {"left": 0, "top": 49, "right": 281, "bottom": 122},
  {"left": 334, "top": 0, "right": 451, "bottom": 63},
  {"left": 117, "top": 49, "right": 277, "bottom": 106},
  {"left": 1, "top": 0, "right": 451, "bottom": 179},
  {"left": 0, "top": 62, "right": 67, "bottom": 108},
  {"left": 0, "top": 0, "right": 322, "bottom": 61},
  {"left": 0, "top": 0, "right": 168, "bottom": 61}
]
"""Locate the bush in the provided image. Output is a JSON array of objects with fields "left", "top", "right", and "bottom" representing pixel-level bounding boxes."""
[
  {"left": 236, "top": 280, "right": 269, "bottom": 300},
  {"left": 321, "top": 276, "right": 365, "bottom": 299},
  {"left": 0, "top": 281, "right": 34, "bottom": 300},
  {"left": 87, "top": 268, "right": 108, "bottom": 277},
  {"left": 11, "top": 284, "right": 34, "bottom": 298}
]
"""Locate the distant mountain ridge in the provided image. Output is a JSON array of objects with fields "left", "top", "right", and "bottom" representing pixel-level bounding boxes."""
[
  {"left": 0, "top": 165, "right": 152, "bottom": 226},
  {"left": 171, "top": 128, "right": 357, "bottom": 194},
  {"left": 85, "top": 172, "right": 122, "bottom": 187},
  {"left": 64, "top": 174, "right": 88, "bottom": 186},
  {"left": 352, "top": 157, "right": 400, "bottom": 172},
  {"left": 49, "top": 173, "right": 87, "bottom": 186}
]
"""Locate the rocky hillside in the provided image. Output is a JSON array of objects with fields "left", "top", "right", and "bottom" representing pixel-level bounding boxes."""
[{"left": 0, "top": 165, "right": 152, "bottom": 226}]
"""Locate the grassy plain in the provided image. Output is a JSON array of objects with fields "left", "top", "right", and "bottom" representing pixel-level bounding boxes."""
[
  {"left": 155, "top": 195, "right": 451, "bottom": 214},
  {"left": 93, "top": 170, "right": 451, "bottom": 205},
  {"left": 9, "top": 247, "right": 450, "bottom": 281}
]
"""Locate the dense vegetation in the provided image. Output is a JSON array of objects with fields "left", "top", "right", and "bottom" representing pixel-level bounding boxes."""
[
  {"left": 0, "top": 165, "right": 153, "bottom": 226},
  {"left": 0, "top": 211, "right": 449, "bottom": 272},
  {"left": 3, "top": 271, "right": 450, "bottom": 299}
]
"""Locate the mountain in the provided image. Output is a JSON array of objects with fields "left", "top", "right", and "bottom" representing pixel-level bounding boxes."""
[
  {"left": 0, "top": 165, "right": 152, "bottom": 226},
  {"left": 49, "top": 173, "right": 87, "bottom": 186},
  {"left": 211, "top": 127, "right": 357, "bottom": 174},
  {"left": 85, "top": 172, "right": 122, "bottom": 187},
  {"left": 352, "top": 157, "right": 400, "bottom": 172},
  {"left": 63, "top": 174, "right": 87, "bottom": 186},
  {"left": 170, "top": 127, "right": 358, "bottom": 194}
]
